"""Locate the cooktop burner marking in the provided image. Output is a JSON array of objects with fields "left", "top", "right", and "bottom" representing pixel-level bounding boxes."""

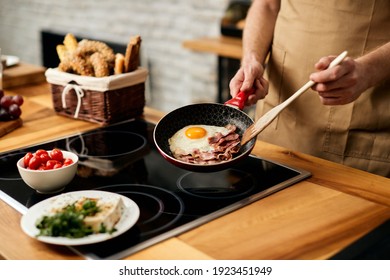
[
  {"left": 95, "top": 184, "right": 185, "bottom": 237},
  {"left": 117, "top": 191, "right": 164, "bottom": 224},
  {"left": 176, "top": 169, "right": 256, "bottom": 199},
  {"left": 66, "top": 130, "right": 147, "bottom": 158},
  {"left": 0, "top": 151, "right": 25, "bottom": 180}
]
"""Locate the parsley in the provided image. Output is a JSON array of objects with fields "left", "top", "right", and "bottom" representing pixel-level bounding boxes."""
[{"left": 36, "top": 199, "right": 106, "bottom": 238}]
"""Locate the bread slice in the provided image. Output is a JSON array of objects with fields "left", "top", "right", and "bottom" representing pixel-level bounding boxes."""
[{"left": 124, "top": 35, "right": 141, "bottom": 72}]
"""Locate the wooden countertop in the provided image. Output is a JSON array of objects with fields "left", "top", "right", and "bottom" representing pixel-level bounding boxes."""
[{"left": 0, "top": 82, "right": 389, "bottom": 260}]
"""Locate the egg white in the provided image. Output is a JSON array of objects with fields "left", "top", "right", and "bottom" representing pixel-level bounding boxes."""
[{"left": 168, "top": 124, "right": 230, "bottom": 155}]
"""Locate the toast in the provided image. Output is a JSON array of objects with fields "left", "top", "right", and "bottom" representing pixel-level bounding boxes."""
[{"left": 124, "top": 35, "right": 142, "bottom": 73}]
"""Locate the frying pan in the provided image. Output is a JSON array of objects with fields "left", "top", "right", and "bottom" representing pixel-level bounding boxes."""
[{"left": 153, "top": 91, "right": 256, "bottom": 172}]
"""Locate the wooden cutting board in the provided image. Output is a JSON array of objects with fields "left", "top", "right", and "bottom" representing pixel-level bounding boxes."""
[
  {"left": 0, "top": 118, "right": 23, "bottom": 137},
  {"left": 2, "top": 63, "right": 46, "bottom": 89}
]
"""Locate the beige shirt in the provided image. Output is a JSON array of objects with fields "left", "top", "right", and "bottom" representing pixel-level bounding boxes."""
[{"left": 256, "top": 0, "right": 390, "bottom": 177}]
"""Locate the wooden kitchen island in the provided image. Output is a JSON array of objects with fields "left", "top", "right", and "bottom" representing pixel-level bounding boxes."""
[{"left": 0, "top": 81, "right": 389, "bottom": 260}]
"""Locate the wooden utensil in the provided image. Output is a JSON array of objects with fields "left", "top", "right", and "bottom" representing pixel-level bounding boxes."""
[{"left": 240, "top": 51, "right": 348, "bottom": 146}]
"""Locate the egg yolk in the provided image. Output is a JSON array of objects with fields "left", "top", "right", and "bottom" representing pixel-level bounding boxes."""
[{"left": 185, "top": 126, "right": 207, "bottom": 139}]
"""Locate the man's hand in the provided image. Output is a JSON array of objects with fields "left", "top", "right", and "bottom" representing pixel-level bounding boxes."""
[
  {"left": 310, "top": 55, "right": 370, "bottom": 105},
  {"left": 229, "top": 53, "right": 269, "bottom": 106}
]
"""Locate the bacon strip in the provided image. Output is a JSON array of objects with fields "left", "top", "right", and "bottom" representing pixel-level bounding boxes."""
[{"left": 172, "top": 124, "right": 241, "bottom": 165}]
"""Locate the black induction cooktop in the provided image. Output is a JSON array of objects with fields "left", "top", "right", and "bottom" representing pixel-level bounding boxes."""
[{"left": 0, "top": 118, "right": 311, "bottom": 259}]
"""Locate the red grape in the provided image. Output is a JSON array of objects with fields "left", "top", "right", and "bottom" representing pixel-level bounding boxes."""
[
  {"left": 8, "top": 104, "right": 21, "bottom": 119},
  {"left": 0, "top": 108, "right": 10, "bottom": 121},
  {"left": 0, "top": 95, "right": 13, "bottom": 109},
  {"left": 12, "top": 95, "right": 24, "bottom": 106},
  {"left": 0, "top": 93, "right": 23, "bottom": 121}
]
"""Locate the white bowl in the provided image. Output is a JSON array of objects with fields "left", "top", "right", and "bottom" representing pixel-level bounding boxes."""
[{"left": 17, "top": 150, "right": 79, "bottom": 194}]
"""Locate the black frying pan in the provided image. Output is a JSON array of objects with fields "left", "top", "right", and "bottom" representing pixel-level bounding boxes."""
[{"left": 153, "top": 91, "right": 256, "bottom": 172}]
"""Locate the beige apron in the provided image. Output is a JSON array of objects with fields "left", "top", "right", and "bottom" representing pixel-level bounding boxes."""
[{"left": 256, "top": 0, "right": 390, "bottom": 177}]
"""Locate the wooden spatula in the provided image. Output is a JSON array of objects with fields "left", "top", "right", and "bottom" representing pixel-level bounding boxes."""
[{"left": 240, "top": 51, "right": 348, "bottom": 146}]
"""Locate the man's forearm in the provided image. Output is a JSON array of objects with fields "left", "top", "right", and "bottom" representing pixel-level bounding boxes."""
[
  {"left": 242, "top": 0, "right": 280, "bottom": 66},
  {"left": 357, "top": 42, "right": 390, "bottom": 89}
]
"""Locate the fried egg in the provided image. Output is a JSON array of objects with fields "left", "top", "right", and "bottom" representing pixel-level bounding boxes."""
[{"left": 168, "top": 124, "right": 230, "bottom": 155}]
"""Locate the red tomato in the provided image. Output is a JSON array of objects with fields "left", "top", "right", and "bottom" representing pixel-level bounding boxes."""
[
  {"left": 39, "top": 153, "right": 51, "bottom": 164},
  {"left": 53, "top": 163, "right": 63, "bottom": 169},
  {"left": 22, "top": 149, "right": 73, "bottom": 171},
  {"left": 28, "top": 156, "right": 42, "bottom": 170},
  {"left": 23, "top": 152, "right": 33, "bottom": 167},
  {"left": 63, "top": 158, "right": 74, "bottom": 166},
  {"left": 35, "top": 149, "right": 49, "bottom": 157},
  {"left": 46, "top": 160, "right": 61, "bottom": 170},
  {"left": 38, "top": 164, "right": 47, "bottom": 170},
  {"left": 50, "top": 149, "right": 64, "bottom": 162}
]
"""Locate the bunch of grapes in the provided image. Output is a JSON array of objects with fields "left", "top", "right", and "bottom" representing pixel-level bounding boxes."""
[{"left": 0, "top": 89, "right": 24, "bottom": 121}]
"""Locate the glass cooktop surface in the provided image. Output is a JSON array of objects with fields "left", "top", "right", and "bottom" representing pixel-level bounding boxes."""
[{"left": 0, "top": 118, "right": 310, "bottom": 259}]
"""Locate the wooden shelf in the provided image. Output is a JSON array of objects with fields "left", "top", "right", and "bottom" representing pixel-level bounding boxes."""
[{"left": 183, "top": 36, "right": 242, "bottom": 59}]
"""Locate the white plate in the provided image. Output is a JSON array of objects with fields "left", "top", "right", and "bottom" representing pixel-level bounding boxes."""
[
  {"left": 1, "top": 55, "right": 20, "bottom": 67},
  {"left": 20, "top": 190, "right": 140, "bottom": 246}
]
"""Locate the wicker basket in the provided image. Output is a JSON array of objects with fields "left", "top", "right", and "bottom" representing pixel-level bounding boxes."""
[{"left": 45, "top": 67, "right": 148, "bottom": 125}]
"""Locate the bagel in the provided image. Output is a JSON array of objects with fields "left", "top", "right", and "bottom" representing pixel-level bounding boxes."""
[
  {"left": 90, "top": 52, "right": 110, "bottom": 77},
  {"left": 56, "top": 34, "right": 141, "bottom": 77},
  {"left": 59, "top": 55, "right": 94, "bottom": 76}
]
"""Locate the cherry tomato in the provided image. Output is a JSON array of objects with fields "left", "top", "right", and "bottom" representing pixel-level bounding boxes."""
[
  {"left": 46, "top": 160, "right": 61, "bottom": 170},
  {"left": 22, "top": 149, "right": 73, "bottom": 170},
  {"left": 63, "top": 158, "right": 74, "bottom": 166},
  {"left": 39, "top": 153, "right": 51, "bottom": 164},
  {"left": 28, "top": 156, "right": 42, "bottom": 170},
  {"left": 53, "top": 163, "right": 63, "bottom": 169},
  {"left": 38, "top": 164, "right": 47, "bottom": 170},
  {"left": 35, "top": 149, "right": 49, "bottom": 157},
  {"left": 23, "top": 152, "right": 33, "bottom": 167},
  {"left": 50, "top": 148, "right": 64, "bottom": 162}
]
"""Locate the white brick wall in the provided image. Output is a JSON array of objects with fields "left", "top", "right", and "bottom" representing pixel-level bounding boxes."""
[{"left": 0, "top": 0, "right": 230, "bottom": 112}]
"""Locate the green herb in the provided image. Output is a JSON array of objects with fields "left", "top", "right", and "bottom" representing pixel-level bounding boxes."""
[{"left": 36, "top": 199, "right": 109, "bottom": 238}]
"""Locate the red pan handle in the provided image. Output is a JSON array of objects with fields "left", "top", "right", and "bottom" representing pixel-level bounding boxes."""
[{"left": 224, "top": 88, "right": 255, "bottom": 110}]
